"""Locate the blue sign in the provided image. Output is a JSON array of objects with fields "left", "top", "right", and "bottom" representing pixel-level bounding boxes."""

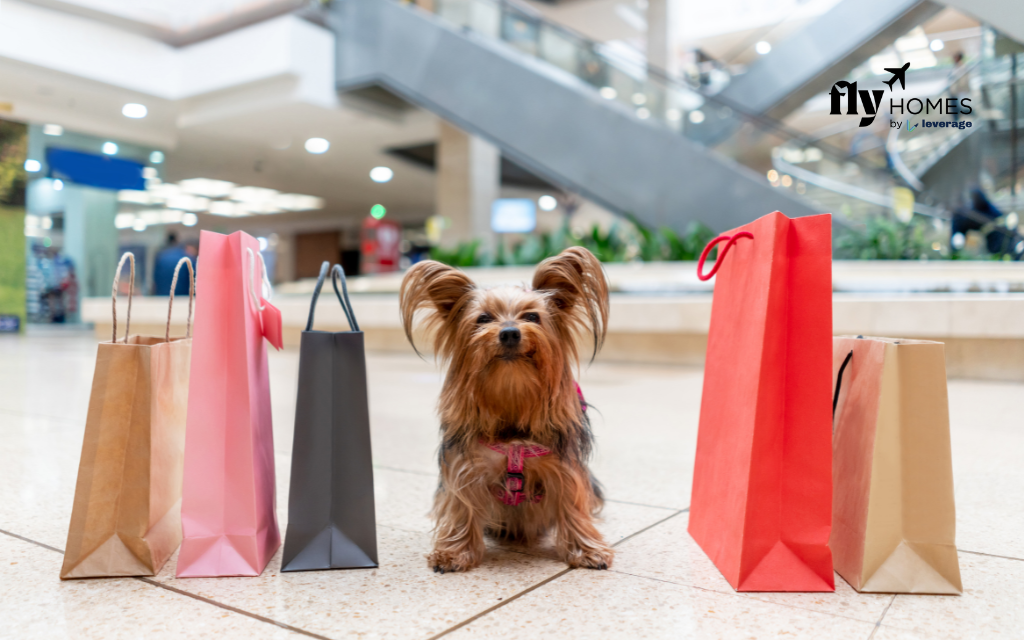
[
  {"left": 0, "top": 315, "right": 20, "bottom": 333},
  {"left": 491, "top": 198, "right": 536, "bottom": 233},
  {"left": 46, "top": 147, "right": 146, "bottom": 191}
]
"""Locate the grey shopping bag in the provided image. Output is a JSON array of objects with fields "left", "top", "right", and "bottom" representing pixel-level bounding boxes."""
[{"left": 281, "top": 262, "right": 378, "bottom": 572}]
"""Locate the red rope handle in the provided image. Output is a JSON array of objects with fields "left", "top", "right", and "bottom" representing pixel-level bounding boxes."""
[{"left": 696, "top": 231, "right": 754, "bottom": 281}]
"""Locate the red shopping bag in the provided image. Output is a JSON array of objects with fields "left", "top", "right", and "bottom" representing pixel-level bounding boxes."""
[
  {"left": 688, "top": 211, "right": 834, "bottom": 592},
  {"left": 177, "top": 231, "right": 283, "bottom": 577}
]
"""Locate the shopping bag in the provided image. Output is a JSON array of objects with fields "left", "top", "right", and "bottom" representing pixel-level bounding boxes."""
[
  {"left": 61, "top": 254, "right": 193, "bottom": 579},
  {"left": 281, "top": 263, "right": 378, "bottom": 572},
  {"left": 177, "top": 231, "right": 283, "bottom": 578},
  {"left": 831, "top": 336, "right": 962, "bottom": 594},
  {"left": 688, "top": 211, "right": 834, "bottom": 592}
]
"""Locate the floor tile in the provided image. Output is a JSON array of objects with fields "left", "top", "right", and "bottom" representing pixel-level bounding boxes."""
[
  {"left": 446, "top": 569, "right": 878, "bottom": 640},
  {"left": 874, "top": 552, "right": 1024, "bottom": 639},
  {"left": 611, "top": 511, "right": 892, "bottom": 623},
  {"left": 152, "top": 526, "right": 567, "bottom": 640},
  {"left": 0, "top": 534, "right": 300, "bottom": 639}
]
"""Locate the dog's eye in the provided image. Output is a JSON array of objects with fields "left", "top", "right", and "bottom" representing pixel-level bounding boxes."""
[
  {"left": 522, "top": 312, "right": 540, "bottom": 324},
  {"left": 476, "top": 313, "right": 493, "bottom": 324}
]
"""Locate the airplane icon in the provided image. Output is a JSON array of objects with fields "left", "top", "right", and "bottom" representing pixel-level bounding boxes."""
[{"left": 883, "top": 62, "right": 910, "bottom": 91}]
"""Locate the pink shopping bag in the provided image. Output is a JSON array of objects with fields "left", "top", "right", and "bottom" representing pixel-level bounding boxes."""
[{"left": 177, "top": 230, "right": 283, "bottom": 577}]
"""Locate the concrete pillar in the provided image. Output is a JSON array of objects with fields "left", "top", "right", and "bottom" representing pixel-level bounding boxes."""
[
  {"left": 436, "top": 121, "right": 500, "bottom": 253},
  {"left": 647, "top": 0, "right": 678, "bottom": 76}
]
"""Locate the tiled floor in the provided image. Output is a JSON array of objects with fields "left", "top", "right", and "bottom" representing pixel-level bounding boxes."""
[{"left": 1, "top": 333, "right": 1021, "bottom": 639}]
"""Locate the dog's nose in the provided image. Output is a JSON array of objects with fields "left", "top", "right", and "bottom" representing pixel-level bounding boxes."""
[{"left": 499, "top": 327, "right": 521, "bottom": 348}]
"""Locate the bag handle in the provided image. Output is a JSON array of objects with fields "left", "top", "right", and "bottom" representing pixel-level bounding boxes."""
[
  {"left": 246, "top": 247, "right": 273, "bottom": 313},
  {"left": 332, "top": 264, "right": 360, "bottom": 332},
  {"left": 696, "top": 232, "right": 754, "bottom": 281},
  {"left": 832, "top": 350, "right": 854, "bottom": 427},
  {"left": 166, "top": 257, "right": 196, "bottom": 342},
  {"left": 111, "top": 252, "right": 135, "bottom": 344},
  {"left": 306, "top": 262, "right": 360, "bottom": 332}
]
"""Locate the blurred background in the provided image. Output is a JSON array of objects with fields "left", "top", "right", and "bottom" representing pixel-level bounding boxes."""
[{"left": 1, "top": 0, "right": 1023, "bottom": 345}]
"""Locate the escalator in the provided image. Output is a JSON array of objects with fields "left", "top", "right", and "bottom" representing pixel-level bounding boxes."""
[{"left": 328, "top": 0, "right": 820, "bottom": 232}]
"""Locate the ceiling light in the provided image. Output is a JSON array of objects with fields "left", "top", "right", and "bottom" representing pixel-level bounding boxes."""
[
  {"left": 149, "top": 151, "right": 164, "bottom": 164},
  {"left": 370, "top": 204, "right": 386, "bottom": 219},
  {"left": 132, "top": 219, "right": 147, "bottom": 232},
  {"left": 122, "top": 103, "right": 148, "bottom": 118},
  {"left": 930, "top": 39, "right": 944, "bottom": 52},
  {"left": 208, "top": 200, "right": 242, "bottom": 216},
  {"left": 766, "top": 170, "right": 779, "bottom": 182},
  {"left": 305, "top": 137, "right": 330, "bottom": 154},
  {"left": 114, "top": 213, "right": 136, "bottom": 229},
  {"left": 102, "top": 142, "right": 118, "bottom": 155},
  {"left": 142, "top": 167, "right": 158, "bottom": 179},
  {"left": 179, "top": 178, "right": 235, "bottom": 198},
  {"left": 755, "top": 41, "right": 771, "bottom": 55},
  {"left": 599, "top": 87, "right": 617, "bottom": 100},
  {"left": 53, "top": 179, "right": 64, "bottom": 191},
  {"left": 666, "top": 109, "right": 682, "bottom": 121},
  {"left": 43, "top": 124, "right": 63, "bottom": 136},
  {"left": 24, "top": 159, "right": 41, "bottom": 172},
  {"left": 689, "top": 110, "right": 705, "bottom": 124},
  {"left": 632, "top": 93, "right": 647, "bottom": 105},
  {"left": 231, "top": 186, "right": 279, "bottom": 203},
  {"left": 182, "top": 213, "right": 198, "bottom": 226},
  {"left": 166, "top": 195, "right": 210, "bottom": 212},
  {"left": 538, "top": 195, "right": 557, "bottom": 211},
  {"left": 118, "top": 190, "right": 154, "bottom": 205},
  {"left": 276, "top": 193, "right": 325, "bottom": 211},
  {"left": 370, "top": 166, "right": 394, "bottom": 183},
  {"left": 636, "top": 107, "right": 651, "bottom": 119}
]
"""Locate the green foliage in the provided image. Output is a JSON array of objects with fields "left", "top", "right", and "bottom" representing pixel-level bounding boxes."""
[
  {"left": 428, "top": 216, "right": 720, "bottom": 268},
  {"left": 834, "top": 215, "right": 943, "bottom": 260},
  {"left": 429, "top": 240, "right": 482, "bottom": 267}
]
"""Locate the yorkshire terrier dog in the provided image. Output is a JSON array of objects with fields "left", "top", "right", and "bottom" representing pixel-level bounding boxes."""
[{"left": 400, "top": 247, "right": 614, "bottom": 573}]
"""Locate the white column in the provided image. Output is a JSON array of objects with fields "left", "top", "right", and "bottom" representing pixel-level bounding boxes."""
[
  {"left": 647, "top": 0, "right": 679, "bottom": 76},
  {"left": 436, "top": 120, "right": 500, "bottom": 253}
]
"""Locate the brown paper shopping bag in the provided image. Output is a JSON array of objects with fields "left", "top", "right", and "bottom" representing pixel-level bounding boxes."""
[
  {"left": 830, "top": 336, "right": 962, "bottom": 594},
  {"left": 61, "top": 253, "right": 194, "bottom": 579}
]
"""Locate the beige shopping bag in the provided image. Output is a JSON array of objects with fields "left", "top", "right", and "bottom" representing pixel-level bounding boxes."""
[
  {"left": 830, "top": 336, "right": 962, "bottom": 594},
  {"left": 61, "top": 254, "right": 194, "bottom": 579}
]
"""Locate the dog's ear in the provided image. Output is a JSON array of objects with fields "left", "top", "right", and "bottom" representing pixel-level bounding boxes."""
[
  {"left": 532, "top": 247, "right": 609, "bottom": 361},
  {"left": 400, "top": 260, "right": 475, "bottom": 353}
]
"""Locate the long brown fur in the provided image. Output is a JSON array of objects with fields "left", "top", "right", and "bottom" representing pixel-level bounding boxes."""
[{"left": 400, "top": 247, "right": 614, "bottom": 572}]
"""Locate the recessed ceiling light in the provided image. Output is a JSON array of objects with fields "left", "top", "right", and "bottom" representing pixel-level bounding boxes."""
[
  {"left": 24, "top": 159, "right": 41, "bottom": 172},
  {"left": 538, "top": 195, "right": 557, "bottom": 211},
  {"left": 930, "top": 39, "right": 944, "bottom": 52},
  {"left": 53, "top": 179, "right": 64, "bottom": 191},
  {"left": 182, "top": 213, "right": 198, "bottom": 227},
  {"left": 689, "top": 110, "right": 705, "bottom": 124},
  {"left": 149, "top": 151, "right": 164, "bottom": 164},
  {"left": 43, "top": 124, "right": 63, "bottom": 136},
  {"left": 132, "top": 218, "right": 147, "bottom": 231},
  {"left": 122, "top": 103, "right": 148, "bottom": 119},
  {"left": 179, "top": 178, "right": 235, "bottom": 198},
  {"left": 755, "top": 41, "right": 771, "bottom": 55},
  {"left": 599, "top": 87, "right": 617, "bottom": 100},
  {"left": 305, "top": 138, "right": 330, "bottom": 154},
  {"left": 102, "top": 142, "right": 118, "bottom": 155},
  {"left": 370, "top": 166, "right": 394, "bottom": 183}
]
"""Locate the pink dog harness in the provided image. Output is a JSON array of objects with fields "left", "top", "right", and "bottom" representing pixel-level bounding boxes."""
[{"left": 482, "top": 383, "right": 588, "bottom": 507}]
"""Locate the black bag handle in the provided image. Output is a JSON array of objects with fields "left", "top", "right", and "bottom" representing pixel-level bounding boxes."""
[
  {"left": 832, "top": 350, "right": 854, "bottom": 427},
  {"left": 306, "top": 262, "right": 360, "bottom": 332},
  {"left": 331, "top": 264, "right": 360, "bottom": 332}
]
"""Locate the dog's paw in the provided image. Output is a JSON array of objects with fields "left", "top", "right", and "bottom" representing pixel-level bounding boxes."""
[
  {"left": 427, "top": 548, "right": 481, "bottom": 574},
  {"left": 562, "top": 544, "right": 614, "bottom": 570}
]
